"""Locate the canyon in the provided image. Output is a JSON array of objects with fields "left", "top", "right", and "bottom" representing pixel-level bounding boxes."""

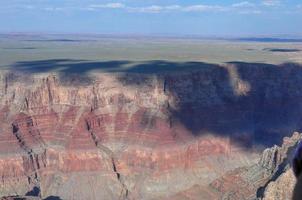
[{"left": 0, "top": 60, "right": 302, "bottom": 199}]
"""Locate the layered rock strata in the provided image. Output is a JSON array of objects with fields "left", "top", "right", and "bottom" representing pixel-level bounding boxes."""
[{"left": 0, "top": 62, "right": 302, "bottom": 199}]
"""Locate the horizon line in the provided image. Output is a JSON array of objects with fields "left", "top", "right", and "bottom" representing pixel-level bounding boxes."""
[{"left": 1, "top": 31, "right": 302, "bottom": 39}]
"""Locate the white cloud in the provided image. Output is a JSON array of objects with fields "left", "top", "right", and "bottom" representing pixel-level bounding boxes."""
[
  {"left": 44, "top": 7, "right": 64, "bottom": 11},
  {"left": 262, "top": 0, "right": 281, "bottom": 6},
  {"left": 127, "top": 4, "right": 225, "bottom": 13},
  {"left": 182, "top": 5, "right": 225, "bottom": 12},
  {"left": 238, "top": 10, "right": 262, "bottom": 14},
  {"left": 232, "top": 1, "right": 255, "bottom": 8},
  {"left": 129, "top": 5, "right": 164, "bottom": 13},
  {"left": 89, "top": 3, "right": 125, "bottom": 9},
  {"left": 3, "top": 1, "right": 274, "bottom": 15},
  {"left": 165, "top": 5, "right": 182, "bottom": 11}
]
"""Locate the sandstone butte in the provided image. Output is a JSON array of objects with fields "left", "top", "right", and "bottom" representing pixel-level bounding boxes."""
[{"left": 0, "top": 62, "right": 302, "bottom": 200}]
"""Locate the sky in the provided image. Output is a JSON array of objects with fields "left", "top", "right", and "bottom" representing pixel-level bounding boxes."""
[{"left": 0, "top": 0, "right": 302, "bottom": 36}]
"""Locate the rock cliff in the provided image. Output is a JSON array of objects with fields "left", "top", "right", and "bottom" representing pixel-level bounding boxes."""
[
  {"left": 260, "top": 132, "right": 301, "bottom": 200},
  {"left": 0, "top": 61, "right": 302, "bottom": 199}
]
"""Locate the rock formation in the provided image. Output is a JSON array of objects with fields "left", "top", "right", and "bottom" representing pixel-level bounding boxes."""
[
  {"left": 209, "top": 132, "right": 302, "bottom": 200},
  {"left": 0, "top": 61, "right": 302, "bottom": 199},
  {"left": 260, "top": 133, "right": 302, "bottom": 200}
]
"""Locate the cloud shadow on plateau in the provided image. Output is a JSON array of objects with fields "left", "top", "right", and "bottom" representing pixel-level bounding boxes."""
[
  {"left": 2, "top": 47, "right": 38, "bottom": 50},
  {"left": 263, "top": 48, "right": 301, "bottom": 52},
  {"left": 10, "top": 59, "right": 302, "bottom": 149}
]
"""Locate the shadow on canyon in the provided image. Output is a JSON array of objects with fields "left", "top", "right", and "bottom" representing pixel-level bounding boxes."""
[
  {"left": 10, "top": 59, "right": 302, "bottom": 148},
  {"left": 25, "top": 186, "right": 62, "bottom": 200},
  {"left": 25, "top": 186, "right": 40, "bottom": 196},
  {"left": 43, "top": 196, "right": 63, "bottom": 200}
]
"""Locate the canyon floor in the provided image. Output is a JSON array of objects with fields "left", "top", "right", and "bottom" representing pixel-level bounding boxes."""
[{"left": 0, "top": 34, "right": 302, "bottom": 200}]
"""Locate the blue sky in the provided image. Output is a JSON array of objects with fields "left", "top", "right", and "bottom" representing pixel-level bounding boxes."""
[{"left": 0, "top": 0, "right": 302, "bottom": 36}]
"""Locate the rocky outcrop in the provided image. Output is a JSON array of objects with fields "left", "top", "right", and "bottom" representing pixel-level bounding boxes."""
[
  {"left": 258, "top": 132, "right": 301, "bottom": 173},
  {"left": 262, "top": 169, "right": 296, "bottom": 200},
  {"left": 208, "top": 132, "right": 302, "bottom": 200},
  {"left": 259, "top": 132, "right": 302, "bottom": 200}
]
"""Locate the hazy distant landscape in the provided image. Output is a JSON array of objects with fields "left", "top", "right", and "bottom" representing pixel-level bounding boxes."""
[{"left": 1, "top": 34, "right": 301, "bottom": 75}]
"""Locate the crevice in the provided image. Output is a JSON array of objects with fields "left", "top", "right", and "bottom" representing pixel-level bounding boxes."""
[
  {"left": 4, "top": 75, "right": 8, "bottom": 95},
  {"left": 24, "top": 97, "right": 29, "bottom": 110},
  {"left": 111, "top": 157, "right": 121, "bottom": 180},
  {"left": 11, "top": 122, "right": 42, "bottom": 198},
  {"left": 85, "top": 120, "right": 91, "bottom": 131},
  {"left": 111, "top": 157, "right": 129, "bottom": 199},
  {"left": 85, "top": 119, "right": 129, "bottom": 199},
  {"left": 92, "top": 85, "right": 98, "bottom": 110},
  {"left": 85, "top": 119, "right": 100, "bottom": 146},
  {"left": 163, "top": 78, "right": 167, "bottom": 93},
  {"left": 46, "top": 77, "right": 53, "bottom": 105},
  {"left": 12, "top": 123, "right": 31, "bottom": 153}
]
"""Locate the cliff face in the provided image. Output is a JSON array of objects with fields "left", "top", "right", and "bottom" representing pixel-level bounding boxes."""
[
  {"left": 260, "top": 133, "right": 301, "bottom": 200},
  {"left": 209, "top": 132, "right": 301, "bottom": 200},
  {"left": 262, "top": 170, "right": 296, "bottom": 200},
  {"left": 0, "top": 62, "right": 302, "bottom": 199}
]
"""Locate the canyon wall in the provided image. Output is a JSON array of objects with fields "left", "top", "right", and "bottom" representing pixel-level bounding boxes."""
[{"left": 0, "top": 61, "right": 302, "bottom": 199}]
